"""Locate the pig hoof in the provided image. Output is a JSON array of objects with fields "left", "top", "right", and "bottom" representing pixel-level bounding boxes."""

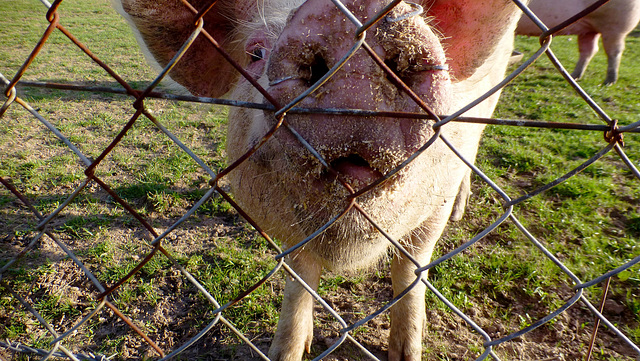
[
  {"left": 268, "top": 329, "right": 313, "bottom": 361},
  {"left": 449, "top": 203, "right": 466, "bottom": 222},
  {"left": 450, "top": 179, "right": 471, "bottom": 222},
  {"left": 388, "top": 314, "right": 423, "bottom": 361},
  {"left": 388, "top": 340, "right": 422, "bottom": 361},
  {"left": 267, "top": 344, "right": 305, "bottom": 361}
]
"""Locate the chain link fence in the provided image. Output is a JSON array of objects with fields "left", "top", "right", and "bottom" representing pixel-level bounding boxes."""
[{"left": 1, "top": 0, "right": 639, "bottom": 360}]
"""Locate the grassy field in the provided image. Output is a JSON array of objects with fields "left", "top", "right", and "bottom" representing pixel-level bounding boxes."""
[{"left": 0, "top": 0, "right": 638, "bottom": 360}]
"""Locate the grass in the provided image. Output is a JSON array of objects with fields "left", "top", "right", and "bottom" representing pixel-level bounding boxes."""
[{"left": 0, "top": 0, "right": 638, "bottom": 360}]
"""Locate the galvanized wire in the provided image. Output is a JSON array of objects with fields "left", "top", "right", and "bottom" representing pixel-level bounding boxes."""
[{"left": 0, "top": 0, "right": 638, "bottom": 360}]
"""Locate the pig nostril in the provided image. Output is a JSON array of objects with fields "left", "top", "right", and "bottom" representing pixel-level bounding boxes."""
[
  {"left": 383, "top": 58, "right": 408, "bottom": 86},
  {"left": 304, "top": 55, "right": 330, "bottom": 87},
  {"left": 384, "top": 59, "right": 399, "bottom": 75}
]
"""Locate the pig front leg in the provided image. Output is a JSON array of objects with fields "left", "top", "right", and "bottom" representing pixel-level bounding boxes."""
[
  {"left": 389, "top": 252, "right": 428, "bottom": 361},
  {"left": 388, "top": 219, "right": 444, "bottom": 361},
  {"left": 601, "top": 33, "right": 626, "bottom": 85},
  {"left": 269, "top": 250, "right": 322, "bottom": 361},
  {"left": 571, "top": 32, "right": 600, "bottom": 82}
]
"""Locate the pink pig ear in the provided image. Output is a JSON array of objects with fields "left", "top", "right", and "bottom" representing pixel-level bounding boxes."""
[
  {"left": 116, "top": 0, "right": 251, "bottom": 97},
  {"left": 424, "top": 0, "right": 523, "bottom": 80}
]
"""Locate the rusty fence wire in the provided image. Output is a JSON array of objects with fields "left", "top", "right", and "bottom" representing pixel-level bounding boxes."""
[{"left": 1, "top": 0, "right": 639, "bottom": 360}]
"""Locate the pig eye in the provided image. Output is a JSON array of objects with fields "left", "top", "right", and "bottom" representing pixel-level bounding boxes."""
[{"left": 250, "top": 47, "right": 267, "bottom": 63}]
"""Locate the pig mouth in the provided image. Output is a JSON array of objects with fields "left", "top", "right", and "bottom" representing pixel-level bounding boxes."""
[
  {"left": 333, "top": 154, "right": 384, "bottom": 180},
  {"left": 319, "top": 154, "right": 386, "bottom": 192}
]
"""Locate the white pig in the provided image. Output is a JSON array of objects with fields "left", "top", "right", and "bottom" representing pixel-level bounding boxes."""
[
  {"left": 517, "top": 0, "right": 640, "bottom": 85},
  {"left": 115, "top": 0, "right": 526, "bottom": 360}
]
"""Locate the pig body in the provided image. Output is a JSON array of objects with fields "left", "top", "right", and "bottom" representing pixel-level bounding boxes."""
[
  {"left": 517, "top": 0, "right": 640, "bottom": 85},
  {"left": 115, "top": 0, "right": 525, "bottom": 360}
]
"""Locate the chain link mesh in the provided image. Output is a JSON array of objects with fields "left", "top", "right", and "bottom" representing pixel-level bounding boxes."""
[{"left": 1, "top": 0, "right": 639, "bottom": 360}]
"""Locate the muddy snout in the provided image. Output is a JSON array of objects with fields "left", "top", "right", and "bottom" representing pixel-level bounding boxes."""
[{"left": 265, "top": 0, "right": 453, "bottom": 188}]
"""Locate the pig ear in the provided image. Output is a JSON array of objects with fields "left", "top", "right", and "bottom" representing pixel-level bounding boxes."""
[
  {"left": 115, "top": 0, "right": 249, "bottom": 97},
  {"left": 426, "top": 0, "right": 522, "bottom": 80}
]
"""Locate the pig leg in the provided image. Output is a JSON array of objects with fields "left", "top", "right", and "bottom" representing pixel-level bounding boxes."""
[
  {"left": 571, "top": 32, "right": 600, "bottom": 81},
  {"left": 601, "top": 33, "right": 626, "bottom": 85},
  {"left": 269, "top": 250, "right": 322, "bottom": 361},
  {"left": 450, "top": 170, "right": 471, "bottom": 222},
  {"left": 389, "top": 253, "right": 427, "bottom": 361},
  {"left": 389, "top": 216, "right": 445, "bottom": 361}
]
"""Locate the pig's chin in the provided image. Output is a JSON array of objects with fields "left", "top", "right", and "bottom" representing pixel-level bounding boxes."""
[
  {"left": 287, "top": 155, "right": 414, "bottom": 266},
  {"left": 295, "top": 169, "right": 410, "bottom": 271}
]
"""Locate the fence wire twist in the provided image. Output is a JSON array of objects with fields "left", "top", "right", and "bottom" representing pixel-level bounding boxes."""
[{"left": 0, "top": 0, "right": 639, "bottom": 360}]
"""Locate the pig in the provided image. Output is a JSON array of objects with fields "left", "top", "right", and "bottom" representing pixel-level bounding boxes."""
[
  {"left": 114, "top": 0, "right": 526, "bottom": 360},
  {"left": 516, "top": 0, "right": 640, "bottom": 85}
]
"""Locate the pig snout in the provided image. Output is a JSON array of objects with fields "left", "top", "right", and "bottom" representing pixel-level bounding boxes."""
[{"left": 265, "top": 0, "right": 452, "bottom": 189}]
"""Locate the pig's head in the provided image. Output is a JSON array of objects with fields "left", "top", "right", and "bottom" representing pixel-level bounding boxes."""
[
  {"left": 116, "top": 0, "right": 524, "bottom": 270},
  {"left": 118, "top": 0, "right": 524, "bottom": 260}
]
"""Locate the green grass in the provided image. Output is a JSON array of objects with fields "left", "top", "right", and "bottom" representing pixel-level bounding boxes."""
[
  {"left": 180, "top": 239, "right": 281, "bottom": 332},
  {"left": 0, "top": 0, "right": 638, "bottom": 360}
]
